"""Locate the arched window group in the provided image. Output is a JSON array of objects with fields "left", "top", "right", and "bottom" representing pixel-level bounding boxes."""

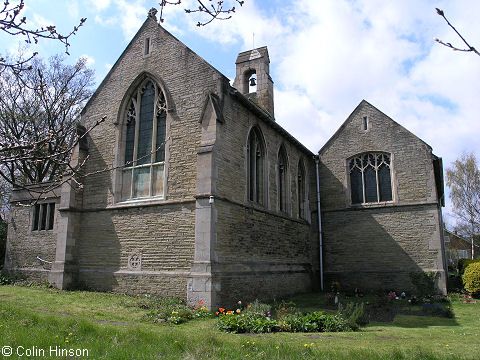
[
  {"left": 349, "top": 152, "right": 392, "bottom": 204},
  {"left": 247, "top": 126, "right": 307, "bottom": 218},
  {"left": 247, "top": 127, "right": 265, "bottom": 204},
  {"left": 121, "top": 79, "right": 167, "bottom": 200}
]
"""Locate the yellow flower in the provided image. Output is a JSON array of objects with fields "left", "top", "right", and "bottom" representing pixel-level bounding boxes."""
[
  {"left": 68, "top": 333, "right": 73, "bottom": 336},
  {"left": 275, "top": 346, "right": 279, "bottom": 350},
  {"left": 55, "top": 335, "right": 58, "bottom": 338},
  {"left": 310, "top": 343, "right": 314, "bottom": 346},
  {"left": 65, "top": 340, "right": 69, "bottom": 343},
  {"left": 446, "top": 344, "right": 449, "bottom": 347},
  {"left": 304, "top": 344, "right": 308, "bottom": 347}
]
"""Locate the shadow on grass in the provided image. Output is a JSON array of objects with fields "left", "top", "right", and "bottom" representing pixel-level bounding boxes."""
[{"left": 276, "top": 291, "right": 460, "bottom": 329}]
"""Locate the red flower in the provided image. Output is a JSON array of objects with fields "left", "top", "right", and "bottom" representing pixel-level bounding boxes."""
[{"left": 199, "top": 301, "right": 204, "bottom": 305}]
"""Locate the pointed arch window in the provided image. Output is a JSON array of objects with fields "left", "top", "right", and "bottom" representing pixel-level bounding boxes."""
[
  {"left": 121, "top": 80, "right": 166, "bottom": 200},
  {"left": 349, "top": 153, "right": 392, "bottom": 204},
  {"left": 247, "top": 126, "right": 265, "bottom": 204},
  {"left": 298, "top": 159, "right": 306, "bottom": 219},
  {"left": 278, "top": 145, "right": 288, "bottom": 212}
]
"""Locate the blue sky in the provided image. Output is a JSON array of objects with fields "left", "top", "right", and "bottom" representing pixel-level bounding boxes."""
[{"left": 2, "top": 0, "right": 480, "bottom": 227}]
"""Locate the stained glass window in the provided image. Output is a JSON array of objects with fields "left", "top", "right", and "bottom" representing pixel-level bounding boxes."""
[
  {"left": 349, "top": 153, "right": 392, "bottom": 204},
  {"left": 247, "top": 127, "right": 265, "bottom": 204},
  {"left": 121, "top": 80, "right": 166, "bottom": 200},
  {"left": 278, "top": 146, "right": 288, "bottom": 212}
]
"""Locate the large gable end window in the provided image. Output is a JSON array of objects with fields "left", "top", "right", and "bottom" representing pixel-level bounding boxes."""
[
  {"left": 247, "top": 126, "right": 265, "bottom": 205},
  {"left": 121, "top": 80, "right": 167, "bottom": 201},
  {"left": 349, "top": 153, "right": 392, "bottom": 205}
]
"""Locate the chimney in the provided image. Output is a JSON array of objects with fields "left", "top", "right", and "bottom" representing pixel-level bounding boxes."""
[{"left": 233, "top": 47, "right": 274, "bottom": 117}]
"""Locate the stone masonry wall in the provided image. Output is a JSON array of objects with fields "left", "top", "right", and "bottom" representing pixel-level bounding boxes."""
[
  {"left": 76, "top": 202, "right": 195, "bottom": 297},
  {"left": 4, "top": 202, "right": 59, "bottom": 282},
  {"left": 209, "top": 94, "right": 319, "bottom": 305},
  {"left": 319, "top": 101, "right": 446, "bottom": 293},
  {"left": 80, "top": 18, "right": 223, "bottom": 208},
  {"left": 73, "top": 18, "right": 223, "bottom": 298}
]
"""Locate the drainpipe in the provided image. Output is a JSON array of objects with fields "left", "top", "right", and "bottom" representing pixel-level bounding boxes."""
[
  {"left": 438, "top": 202, "right": 448, "bottom": 274},
  {"left": 314, "top": 155, "right": 324, "bottom": 291}
]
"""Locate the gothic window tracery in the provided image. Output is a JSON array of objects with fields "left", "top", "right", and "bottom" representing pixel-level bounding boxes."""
[
  {"left": 247, "top": 126, "right": 265, "bottom": 205},
  {"left": 349, "top": 152, "right": 392, "bottom": 204},
  {"left": 121, "top": 79, "right": 167, "bottom": 201},
  {"left": 278, "top": 145, "right": 288, "bottom": 212}
]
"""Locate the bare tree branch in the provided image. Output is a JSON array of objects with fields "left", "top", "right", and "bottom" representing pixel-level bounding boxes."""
[
  {"left": 434, "top": 8, "right": 480, "bottom": 57},
  {"left": 158, "top": 0, "right": 244, "bottom": 26},
  {"left": 0, "top": 55, "right": 96, "bottom": 193},
  {"left": 0, "top": 0, "right": 87, "bottom": 73}
]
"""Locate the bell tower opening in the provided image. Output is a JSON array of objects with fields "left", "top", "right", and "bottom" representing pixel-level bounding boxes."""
[{"left": 233, "top": 47, "right": 274, "bottom": 117}]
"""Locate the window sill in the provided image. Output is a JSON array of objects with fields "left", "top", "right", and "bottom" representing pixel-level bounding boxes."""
[
  {"left": 110, "top": 197, "right": 165, "bottom": 208},
  {"left": 108, "top": 196, "right": 195, "bottom": 210},
  {"left": 349, "top": 201, "right": 395, "bottom": 209}
]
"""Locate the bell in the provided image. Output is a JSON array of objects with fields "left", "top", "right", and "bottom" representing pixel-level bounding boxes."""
[{"left": 249, "top": 77, "right": 257, "bottom": 86}]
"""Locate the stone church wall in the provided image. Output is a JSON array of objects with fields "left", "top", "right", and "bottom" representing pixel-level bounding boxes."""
[
  {"left": 319, "top": 101, "right": 446, "bottom": 293},
  {"left": 210, "top": 94, "right": 320, "bottom": 305},
  {"left": 70, "top": 18, "right": 223, "bottom": 297},
  {"left": 4, "top": 187, "right": 60, "bottom": 282}
]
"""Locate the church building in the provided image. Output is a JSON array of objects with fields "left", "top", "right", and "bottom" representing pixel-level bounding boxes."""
[{"left": 3, "top": 9, "right": 447, "bottom": 308}]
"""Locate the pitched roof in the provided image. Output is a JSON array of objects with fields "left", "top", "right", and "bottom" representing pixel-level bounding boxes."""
[{"left": 318, "top": 100, "right": 432, "bottom": 155}]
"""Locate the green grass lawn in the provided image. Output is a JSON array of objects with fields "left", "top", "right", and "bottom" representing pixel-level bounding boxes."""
[{"left": 0, "top": 286, "right": 479, "bottom": 359}]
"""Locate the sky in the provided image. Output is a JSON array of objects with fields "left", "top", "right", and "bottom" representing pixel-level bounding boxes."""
[{"left": 2, "top": 0, "right": 479, "bottom": 227}]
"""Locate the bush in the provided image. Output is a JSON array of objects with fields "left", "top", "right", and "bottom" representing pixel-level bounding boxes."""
[
  {"left": 217, "top": 313, "right": 278, "bottom": 333},
  {"left": 337, "top": 302, "right": 369, "bottom": 330},
  {"left": 0, "top": 274, "right": 12, "bottom": 285},
  {"left": 218, "top": 311, "right": 350, "bottom": 334},
  {"left": 462, "top": 262, "right": 480, "bottom": 297},
  {"left": 458, "top": 259, "right": 480, "bottom": 275},
  {"left": 409, "top": 271, "right": 438, "bottom": 297},
  {"left": 244, "top": 299, "right": 271, "bottom": 316}
]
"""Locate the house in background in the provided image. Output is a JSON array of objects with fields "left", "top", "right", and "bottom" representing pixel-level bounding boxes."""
[
  {"left": 444, "top": 229, "right": 480, "bottom": 266},
  {"left": 3, "top": 9, "right": 447, "bottom": 307}
]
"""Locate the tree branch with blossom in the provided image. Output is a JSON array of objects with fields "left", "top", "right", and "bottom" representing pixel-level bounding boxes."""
[{"left": 434, "top": 8, "right": 479, "bottom": 57}]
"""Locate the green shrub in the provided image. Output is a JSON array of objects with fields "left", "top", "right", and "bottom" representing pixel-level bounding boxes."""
[
  {"left": 217, "top": 311, "right": 350, "bottom": 334},
  {"left": 337, "top": 302, "right": 369, "bottom": 330},
  {"left": 217, "top": 313, "right": 278, "bottom": 333},
  {"left": 244, "top": 299, "right": 271, "bottom": 316},
  {"left": 458, "top": 259, "right": 480, "bottom": 275},
  {"left": 0, "top": 274, "right": 12, "bottom": 285},
  {"left": 409, "top": 271, "right": 438, "bottom": 297},
  {"left": 462, "top": 262, "right": 480, "bottom": 297}
]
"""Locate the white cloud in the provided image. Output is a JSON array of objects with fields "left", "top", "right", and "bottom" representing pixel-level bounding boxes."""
[
  {"left": 181, "top": 0, "right": 480, "bottom": 222},
  {"left": 89, "top": 0, "right": 112, "bottom": 11},
  {"left": 80, "top": 54, "right": 95, "bottom": 67},
  {"left": 67, "top": 0, "right": 80, "bottom": 19}
]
